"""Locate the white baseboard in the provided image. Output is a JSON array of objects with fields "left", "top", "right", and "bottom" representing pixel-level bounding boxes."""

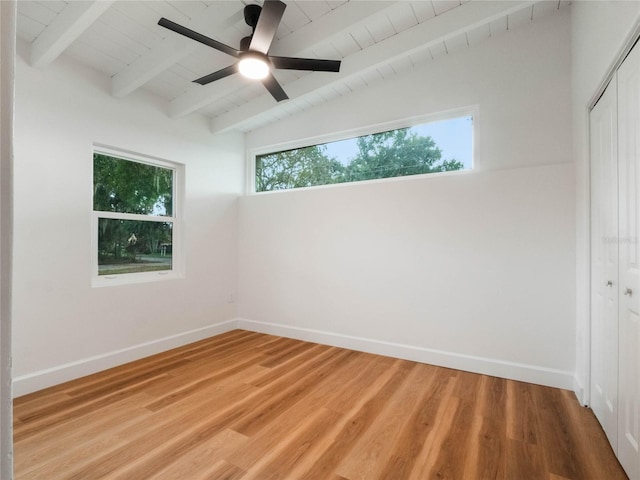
[
  {"left": 237, "top": 318, "right": 575, "bottom": 390},
  {"left": 13, "top": 320, "right": 237, "bottom": 397},
  {"left": 14, "top": 317, "right": 576, "bottom": 397}
]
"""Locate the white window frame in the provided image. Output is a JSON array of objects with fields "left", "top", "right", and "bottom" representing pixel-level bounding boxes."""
[
  {"left": 91, "top": 146, "right": 184, "bottom": 287},
  {"left": 247, "top": 105, "right": 478, "bottom": 194}
]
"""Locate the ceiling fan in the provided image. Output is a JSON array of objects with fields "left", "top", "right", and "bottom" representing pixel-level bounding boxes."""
[{"left": 158, "top": 0, "right": 342, "bottom": 102}]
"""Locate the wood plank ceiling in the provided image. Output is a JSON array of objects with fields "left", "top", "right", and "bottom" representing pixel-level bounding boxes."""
[{"left": 16, "top": 0, "right": 570, "bottom": 134}]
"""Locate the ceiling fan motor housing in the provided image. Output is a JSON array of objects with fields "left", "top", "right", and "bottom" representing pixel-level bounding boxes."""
[{"left": 244, "top": 4, "right": 262, "bottom": 29}]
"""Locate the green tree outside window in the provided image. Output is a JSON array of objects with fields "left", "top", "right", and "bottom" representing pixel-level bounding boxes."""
[{"left": 255, "top": 119, "right": 468, "bottom": 192}]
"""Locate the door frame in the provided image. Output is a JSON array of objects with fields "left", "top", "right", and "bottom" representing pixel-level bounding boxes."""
[
  {"left": 0, "top": 2, "right": 15, "bottom": 478},
  {"left": 584, "top": 19, "right": 640, "bottom": 408}
]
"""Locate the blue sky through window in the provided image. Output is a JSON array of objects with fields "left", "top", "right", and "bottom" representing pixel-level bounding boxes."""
[{"left": 323, "top": 115, "right": 473, "bottom": 169}]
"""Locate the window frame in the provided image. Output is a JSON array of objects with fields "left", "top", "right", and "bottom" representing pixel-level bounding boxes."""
[
  {"left": 91, "top": 145, "right": 183, "bottom": 287},
  {"left": 247, "top": 106, "right": 478, "bottom": 194}
]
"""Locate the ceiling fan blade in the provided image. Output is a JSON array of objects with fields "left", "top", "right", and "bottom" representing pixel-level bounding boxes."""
[
  {"left": 270, "top": 56, "right": 341, "bottom": 72},
  {"left": 158, "top": 18, "right": 239, "bottom": 58},
  {"left": 261, "top": 73, "right": 289, "bottom": 102},
  {"left": 193, "top": 64, "right": 238, "bottom": 85},
  {"left": 249, "top": 0, "right": 286, "bottom": 54}
]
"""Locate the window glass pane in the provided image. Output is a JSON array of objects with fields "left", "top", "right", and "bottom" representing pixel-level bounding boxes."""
[
  {"left": 256, "top": 115, "right": 472, "bottom": 192},
  {"left": 97, "top": 218, "right": 172, "bottom": 276},
  {"left": 93, "top": 153, "right": 173, "bottom": 216}
]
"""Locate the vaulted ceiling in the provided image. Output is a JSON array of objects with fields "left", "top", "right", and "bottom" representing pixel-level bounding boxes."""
[{"left": 16, "top": 0, "right": 569, "bottom": 134}]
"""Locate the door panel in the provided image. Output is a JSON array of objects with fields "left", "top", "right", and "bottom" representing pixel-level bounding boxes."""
[
  {"left": 590, "top": 78, "right": 619, "bottom": 449},
  {"left": 617, "top": 40, "right": 640, "bottom": 480}
]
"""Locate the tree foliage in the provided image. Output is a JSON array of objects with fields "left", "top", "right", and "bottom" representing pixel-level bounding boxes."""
[
  {"left": 255, "top": 128, "right": 464, "bottom": 192},
  {"left": 345, "top": 129, "right": 463, "bottom": 182},
  {"left": 93, "top": 153, "right": 173, "bottom": 215},
  {"left": 256, "top": 145, "right": 345, "bottom": 192}
]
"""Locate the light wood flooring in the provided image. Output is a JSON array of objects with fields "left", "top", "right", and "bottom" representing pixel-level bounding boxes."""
[{"left": 14, "top": 330, "right": 628, "bottom": 479}]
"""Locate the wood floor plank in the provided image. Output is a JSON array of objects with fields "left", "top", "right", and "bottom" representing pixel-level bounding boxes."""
[
  {"left": 428, "top": 394, "right": 477, "bottom": 479},
  {"left": 17, "top": 402, "right": 158, "bottom": 480},
  {"left": 258, "top": 340, "right": 316, "bottom": 368},
  {"left": 241, "top": 407, "right": 344, "bottom": 480},
  {"left": 533, "top": 385, "right": 591, "bottom": 480},
  {"left": 13, "top": 331, "right": 629, "bottom": 480},
  {"left": 323, "top": 354, "right": 396, "bottom": 414},
  {"left": 226, "top": 352, "right": 376, "bottom": 472},
  {"left": 483, "top": 374, "right": 508, "bottom": 420},
  {"left": 246, "top": 343, "right": 331, "bottom": 388},
  {"left": 241, "top": 358, "right": 408, "bottom": 480},
  {"left": 230, "top": 349, "right": 357, "bottom": 437},
  {"left": 143, "top": 353, "right": 267, "bottom": 412},
  {"left": 12, "top": 391, "right": 71, "bottom": 420},
  {"left": 407, "top": 378, "right": 460, "bottom": 480},
  {"left": 296, "top": 360, "right": 416, "bottom": 480},
  {"left": 14, "top": 392, "right": 154, "bottom": 473},
  {"left": 200, "top": 460, "right": 246, "bottom": 480},
  {"left": 14, "top": 373, "right": 170, "bottom": 442},
  {"left": 377, "top": 367, "right": 456, "bottom": 479},
  {"left": 103, "top": 347, "right": 353, "bottom": 480},
  {"left": 460, "top": 375, "right": 488, "bottom": 478},
  {"left": 61, "top": 382, "right": 259, "bottom": 480},
  {"left": 474, "top": 413, "right": 507, "bottom": 479},
  {"left": 505, "top": 439, "right": 546, "bottom": 480},
  {"left": 335, "top": 362, "right": 439, "bottom": 480},
  {"left": 142, "top": 429, "right": 248, "bottom": 480},
  {"left": 506, "top": 378, "right": 540, "bottom": 444},
  {"left": 472, "top": 376, "right": 508, "bottom": 479}
]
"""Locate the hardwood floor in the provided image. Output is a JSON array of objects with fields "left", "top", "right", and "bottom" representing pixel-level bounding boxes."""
[{"left": 14, "top": 330, "right": 627, "bottom": 479}]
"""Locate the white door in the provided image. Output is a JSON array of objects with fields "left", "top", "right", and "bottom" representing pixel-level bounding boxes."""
[
  {"left": 617, "top": 41, "right": 640, "bottom": 480},
  {"left": 590, "top": 78, "right": 619, "bottom": 449}
]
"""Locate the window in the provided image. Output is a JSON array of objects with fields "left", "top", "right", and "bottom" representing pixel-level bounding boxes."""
[
  {"left": 254, "top": 112, "right": 474, "bottom": 192},
  {"left": 92, "top": 148, "right": 181, "bottom": 285}
]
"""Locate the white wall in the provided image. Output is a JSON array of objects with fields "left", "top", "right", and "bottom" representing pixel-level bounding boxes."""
[
  {"left": 572, "top": 1, "right": 640, "bottom": 404},
  {"left": 238, "top": 10, "right": 576, "bottom": 388},
  {"left": 12, "top": 42, "right": 245, "bottom": 396}
]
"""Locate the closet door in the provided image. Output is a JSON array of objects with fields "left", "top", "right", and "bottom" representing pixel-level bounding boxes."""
[
  {"left": 617, "top": 41, "right": 640, "bottom": 480},
  {"left": 590, "top": 78, "right": 619, "bottom": 449}
]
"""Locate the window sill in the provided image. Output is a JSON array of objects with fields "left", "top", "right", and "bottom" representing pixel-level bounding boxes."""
[{"left": 91, "top": 270, "right": 182, "bottom": 288}]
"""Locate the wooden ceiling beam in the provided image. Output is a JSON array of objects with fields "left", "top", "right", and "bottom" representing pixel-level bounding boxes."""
[
  {"left": 210, "top": 0, "right": 536, "bottom": 134},
  {"left": 30, "top": 1, "right": 114, "bottom": 68}
]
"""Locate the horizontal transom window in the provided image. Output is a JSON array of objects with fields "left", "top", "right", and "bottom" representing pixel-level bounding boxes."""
[{"left": 253, "top": 112, "right": 474, "bottom": 192}]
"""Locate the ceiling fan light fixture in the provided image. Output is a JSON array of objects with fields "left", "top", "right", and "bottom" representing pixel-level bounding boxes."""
[
  {"left": 238, "top": 53, "right": 270, "bottom": 80},
  {"left": 158, "top": 0, "right": 341, "bottom": 102}
]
